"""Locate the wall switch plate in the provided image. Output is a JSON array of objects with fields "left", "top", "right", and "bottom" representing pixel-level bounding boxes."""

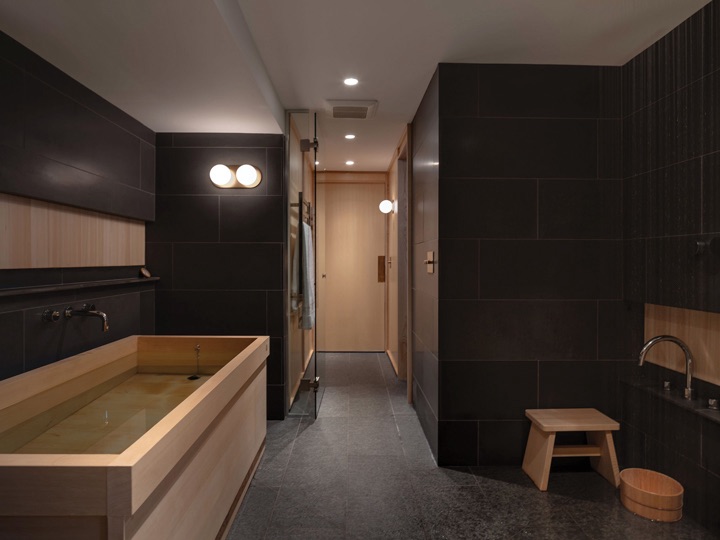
[{"left": 425, "top": 251, "right": 436, "bottom": 274}]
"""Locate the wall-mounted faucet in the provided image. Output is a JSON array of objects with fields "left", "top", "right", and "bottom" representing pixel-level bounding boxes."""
[
  {"left": 64, "top": 304, "right": 109, "bottom": 332},
  {"left": 639, "top": 335, "right": 694, "bottom": 400}
]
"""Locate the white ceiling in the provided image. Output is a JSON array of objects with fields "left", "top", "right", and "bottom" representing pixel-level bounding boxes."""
[{"left": 0, "top": 0, "right": 711, "bottom": 171}]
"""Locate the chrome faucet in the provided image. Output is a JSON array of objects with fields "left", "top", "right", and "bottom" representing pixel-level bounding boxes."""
[
  {"left": 64, "top": 304, "right": 109, "bottom": 332},
  {"left": 639, "top": 335, "right": 693, "bottom": 400}
]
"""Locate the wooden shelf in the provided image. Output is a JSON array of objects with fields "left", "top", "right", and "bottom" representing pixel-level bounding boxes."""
[
  {"left": 0, "top": 277, "right": 159, "bottom": 298},
  {"left": 553, "top": 445, "right": 602, "bottom": 457}
]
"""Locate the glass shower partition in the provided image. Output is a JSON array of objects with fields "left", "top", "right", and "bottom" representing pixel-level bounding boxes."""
[{"left": 286, "top": 111, "right": 322, "bottom": 418}]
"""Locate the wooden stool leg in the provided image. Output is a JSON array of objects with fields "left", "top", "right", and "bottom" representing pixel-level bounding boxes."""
[
  {"left": 522, "top": 423, "right": 556, "bottom": 491},
  {"left": 587, "top": 430, "right": 620, "bottom": 487}
]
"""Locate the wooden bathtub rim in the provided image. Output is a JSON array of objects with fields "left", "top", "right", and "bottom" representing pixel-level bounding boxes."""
[
  {"left": 0, "top": 335, "right": 269, "bottom": 520},
  {"left": 120, "top": 360, "right": 267, "bottom": 537},
  {"left": 108, "top": 335, "right": 269, "bottom": 515}
]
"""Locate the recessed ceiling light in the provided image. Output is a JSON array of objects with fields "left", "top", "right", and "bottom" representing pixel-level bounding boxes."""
[
  {"left": 344, "top": 77, "right": 358, "bottom": 86},
  {"left": 315, "top": 160, "right": 320, "bottom": 165},
  {"left": 345, "top": 134, "right": 356, "bottom": 140},
  {"left": 345, "top": 160, "right": 355, "bottom": 166}
]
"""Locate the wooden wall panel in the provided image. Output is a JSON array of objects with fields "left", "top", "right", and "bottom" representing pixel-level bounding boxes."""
[
  {"left": 0, "top": 193, "right": 145, "bottom": 269},
  {"left": 644, "top": 303, "right": 720, "bottom": 387}
]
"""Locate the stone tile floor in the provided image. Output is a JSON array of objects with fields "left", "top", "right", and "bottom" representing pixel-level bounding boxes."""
[{"left": 228, "top": 353, "right": 714, "bottom": 539}]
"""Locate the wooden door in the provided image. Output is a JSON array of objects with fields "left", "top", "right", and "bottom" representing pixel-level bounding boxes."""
[{"left": 317, "top": 182, "right": 386, "bottom": 351}]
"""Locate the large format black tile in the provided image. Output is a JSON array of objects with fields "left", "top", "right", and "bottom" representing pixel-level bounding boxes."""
[
  {"left": 156, "top": 147, "right": 268, "bottom": 195},
  {"left": 598, "top": 119, "right": 622, "bottom": 179},
  {"left": 0, "top": 59, "right": 23, "bottom": 149},
  {"left": 705, "top": 470, "right": 720, "bottom": 536},
  {"left": 437, "top": 421, "right": 478, "bottom": 465},
  {"left": 0, "top": 311, "right": 24, "bottom": 380},
  {"left": 155, "top": 290, "right": 266, "bottom": 336},
  {"left": 624, "top": 238, "right": 646, "bottom": 303},
  {"left": 24, "top": 292, "right": 141, "bottom": 371},
  {"left": 266, "top": 147, "right": 284, "bottom": 197},
  {"left": 0, "top": 144, "right": 115, "bottom": 216},
  {"left": 438, "top": 238, "right": 477, "bottom": 299},
  {"left": 412, "top": 288, "right": 437, "bottom": 358},
  {"left": 24, "top": 76, "right": 141, "bottom": 188},
  {"left": 144, "top": 243, "right": 173, "bottom": 289},
  {"left": 477, "top": 420, "right": 530, "bottom": 465},
  {"left": 267, "top": 384, "right": 286, "bottom": 421},
  {"left": 539, "top": 361, "right": 618, "bottom": 417},
  {"left": 475, "top": 64, "right": 600, "bottom": 118},
  {"left": 0, "top": 268, "right": 62, "bottom": 290},
  {"left": 413, "top": 379, "right": 439, "bottom": 460},
  {"left": 701, "top": 416, "right": 720, "bottom": 477},
  {"left": 219, "top": 196, "right": 284, "bottom": 243},
  {"left": 441, "top": 360, "right": 537, "bottom": 421},
  {"left": 439, "top": 300, "right": 598, "bottom": 360},
  {"left": 477, "top": 240, "right": 622, "bottom": 300},
  {"left": 139, "top": 290, "right": 155, "bottom": 335},
  {"left": 266, "top": 337, "right": 284, "bottom": 385},
  {"left": 438, "top": 63, "right": 478, "bottom": 117},
  {"left": 140, "top": 141, "right": 156, "bottom": 194},
  {"left": 539, "top": 179, "right": 621, "bottom": 239},
  {"left": 440, "top": 117, "right": 597, "bottom": 179},
  {"left": 439, "top": 178, "right": 536, "bottom": 239},
  {"left": 173, "top": 243, "right": 283, "bottom": 291},
  {"left": 412, "top": 334, "right": 438, "bottom": 417},
  {"left": 146, "top": 195, "right": 218, "bottom": 243},
  {"left": 110, "top": 183, "right": 155, "bottom": 221},
  {"left": 597, "top": 301, "right": 645, "bottom": 360},
  {"left": 412, "top": 67, "right": 439, "bottom": 162}
]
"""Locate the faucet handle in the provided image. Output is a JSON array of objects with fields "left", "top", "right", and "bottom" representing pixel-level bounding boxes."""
[{"left": 81, "top": 303, "right": 96, "bottom": 311}]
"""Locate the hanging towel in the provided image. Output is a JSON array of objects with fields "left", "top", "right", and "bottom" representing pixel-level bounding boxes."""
[
  {"left": 301, "top": 221, "right": 315, "bottom": 329},
  {"left": 291, "top": 227, "right": 300, "bottom": 312}
]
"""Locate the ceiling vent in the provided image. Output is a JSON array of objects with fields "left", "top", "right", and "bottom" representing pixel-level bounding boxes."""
[{"left": 324, "top": 100, "right": 378, "bottom": 119}]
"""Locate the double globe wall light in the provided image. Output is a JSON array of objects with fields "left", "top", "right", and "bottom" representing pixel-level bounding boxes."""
[{"left": 209, "top": 164, "right": 262, "bottom": 189}]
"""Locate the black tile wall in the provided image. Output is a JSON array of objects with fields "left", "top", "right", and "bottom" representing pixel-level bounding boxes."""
[
  {"left": 422, "top": 62, "right": 634, "bottom": 470},
  {"left": 150, "top": 133, "right": 286, "bottom": 419},
  {"left": 538, "top": 179, "right": 622, "bottom": 239},
  {"left": 411, "top": 67, "right": 440, "bottom": 454},
  {"left": 440, "top": 117, "right": 598, "bottom": 179},
  {"left": 437, "top": 421, "right": 477, "bottom": 465},
  {"left": 147, "top": 196, "right": 220, "bottom": 243},
  {"left": 172, "top": 244, "right": 282, "bottom": 291},
  {"left": 475, "top": 64, "right": 602, "bottom": 119},
  {"left": 219, "top": 196, "right": 284, "bottom": 242},
  {"left": 476, "top": 240, "right": 622, "bottom": 300},
  {"left": 440, "top": 361, "right": 537, "bottom": 420},
  {"left": 0, "top": 31, "right": 154, "bottom": 221},
  {"left": 439, "top": 178, "right": 536, "bottom": 239},
  {"left": 623, "top": 2, "right": 720, "bottom": 318},
  {"left": 0, "top": 285, "right": 155, "bottom": 379},
  {"left": 0, "top": 311, "right": 24, "bottom": 379},
  {"left": 538, "top": 361, "right": 617, "bottom": 417},
  {"left": 439, "top": 300, "right": 598, "bottom": 361},
  {"left": 620, "top": 371, "right": 720, "bottom": 536},
  {"left": 477, "top": 421, "right": 530, "bottom": 465}
]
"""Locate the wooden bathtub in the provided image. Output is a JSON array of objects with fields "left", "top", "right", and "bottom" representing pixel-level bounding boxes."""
[{"left": 0, "top": 335, "right": 269, "bottom": 540}]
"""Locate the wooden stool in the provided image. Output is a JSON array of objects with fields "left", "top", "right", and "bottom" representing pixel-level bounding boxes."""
[{"left": 522, "top": 408, "right": 620, "bottom": 491}]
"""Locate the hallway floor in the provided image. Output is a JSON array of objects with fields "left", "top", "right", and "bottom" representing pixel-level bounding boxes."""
[{"left": 228, "top": 353, "right": 713, "bottom": 539}]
